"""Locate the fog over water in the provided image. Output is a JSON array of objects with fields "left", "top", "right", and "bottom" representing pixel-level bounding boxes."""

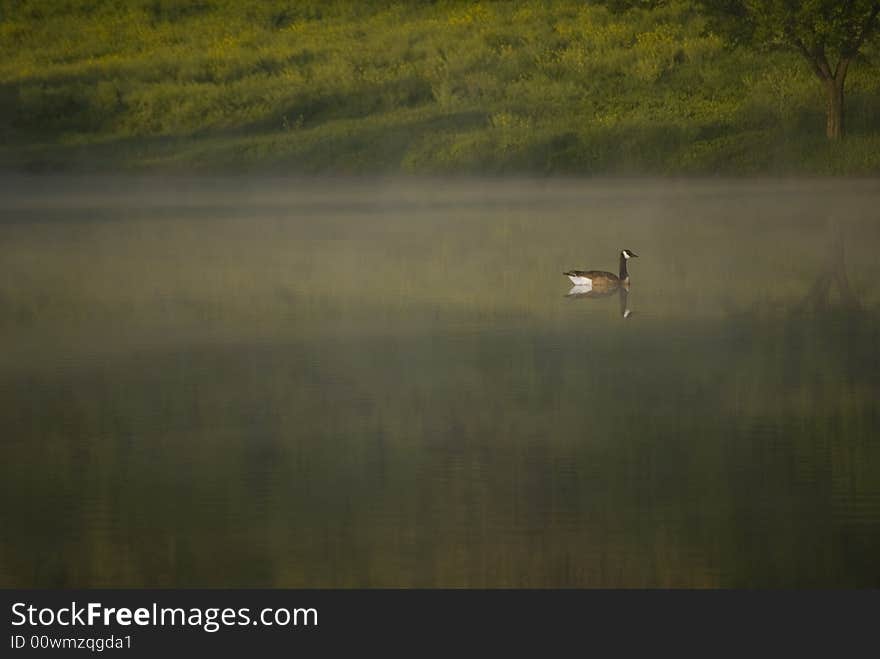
[{"left": 1, "top": 177, "right": 878, "bottom": 587}]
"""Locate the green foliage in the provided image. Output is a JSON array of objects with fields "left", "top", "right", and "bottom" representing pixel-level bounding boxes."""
[
  {"left": 1, "top": 0, "right": 879, "bottom": 173},
  {"left": 741, "top": 1, "right": 879, "bottom": 57}
]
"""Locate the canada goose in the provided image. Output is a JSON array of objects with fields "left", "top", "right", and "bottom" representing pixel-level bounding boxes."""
[{"left": 564, "top": 249, "right": 638, "bottom": 290}]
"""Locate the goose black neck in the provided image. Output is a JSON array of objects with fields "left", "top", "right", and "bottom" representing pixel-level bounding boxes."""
[{"left": 619, "top": 253, "right": 629, "bottom": 281}]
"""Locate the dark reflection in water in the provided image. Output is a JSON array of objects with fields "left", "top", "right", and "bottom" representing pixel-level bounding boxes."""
[
  {"left": 794, "top": 220, "right": 861, "bottom": 315},
  {"left": 1, "top": 178, "right": 878, "bottom": 587},
  {"left": 567, "top": 286, "right": 632, "bottom": 318}
]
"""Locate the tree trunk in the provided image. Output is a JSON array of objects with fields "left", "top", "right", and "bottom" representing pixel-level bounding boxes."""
[
  {"left": 800, "top": 49, "right": 850, "bottom": 140},
  {"left": 825, "top": 77, "right": 845, "bottom": 140}
]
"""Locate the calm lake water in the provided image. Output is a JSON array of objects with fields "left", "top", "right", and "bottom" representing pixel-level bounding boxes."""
[{"left": 1, "top": 177, "right": 878, "bottom": 587}]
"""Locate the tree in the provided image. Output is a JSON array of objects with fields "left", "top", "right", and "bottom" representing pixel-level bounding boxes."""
[{"left": 707, "top": 1, "right": 880, "bottom": 140}]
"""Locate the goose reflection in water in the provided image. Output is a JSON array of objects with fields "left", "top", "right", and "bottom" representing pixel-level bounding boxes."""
[{"left": 566, "top": 284, "right": 632, "bottom": 318}]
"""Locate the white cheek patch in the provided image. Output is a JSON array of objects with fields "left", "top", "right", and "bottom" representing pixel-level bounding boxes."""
[{"left": 622, "top": 251, "right": 631, "bottom": 259}]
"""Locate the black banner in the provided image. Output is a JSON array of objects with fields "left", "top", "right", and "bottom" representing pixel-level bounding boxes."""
[{"left": 2, "top": 590, "right": 877, "bottom": 655}]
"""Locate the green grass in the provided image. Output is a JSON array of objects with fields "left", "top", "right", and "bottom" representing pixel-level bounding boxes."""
[{"left": 2, "top": 0, "right": 880, "bottom": 174}]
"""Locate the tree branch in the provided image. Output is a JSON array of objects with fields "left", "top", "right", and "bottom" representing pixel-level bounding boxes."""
[
  {"left": 835, "top": 56, "right": 852, "bottom": 82},
  {"left": 815, "top": 44, "right": 834, "bottom": 78},
  {"left": 793, "top": 37, "right": 829, "bottom": 80}
]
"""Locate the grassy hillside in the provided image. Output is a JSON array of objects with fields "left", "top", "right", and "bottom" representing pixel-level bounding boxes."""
[{"left": 2, "top": 0, "right": 880, "bottom": 174}]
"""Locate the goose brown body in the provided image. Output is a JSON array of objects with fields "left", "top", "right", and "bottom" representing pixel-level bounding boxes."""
[
  {"left": 563, "top": 249, "right": 638, "bottom": 289},
  {"left": 562, "top": 270, "right": 621, "bottom": 291}
]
